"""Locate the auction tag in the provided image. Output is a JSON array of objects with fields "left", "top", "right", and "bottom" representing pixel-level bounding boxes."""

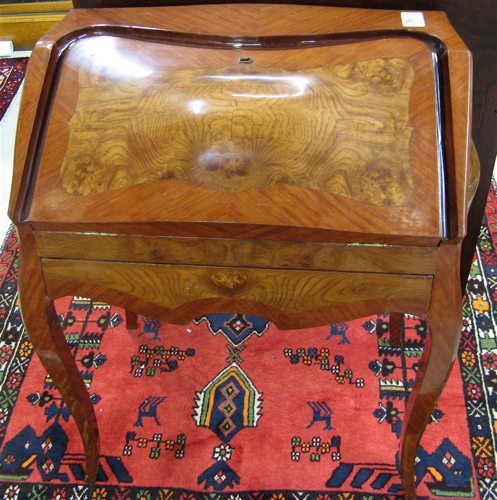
[{"left": 401, "top": 12, "right": 426, "bottom": 27}]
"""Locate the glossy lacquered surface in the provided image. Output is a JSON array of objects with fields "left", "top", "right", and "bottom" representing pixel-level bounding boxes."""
[
  {"left": 24, "top": 32, "right": 443, "bottom": 244},
  {"left": 61, "top": 53, "right": 415, "bottom": 205},
  {"left": 12, "top": 5, "right": 475, "bottom": 244},
  {"left": 9, "top": 5, "right": 474, "bottom": 500}
]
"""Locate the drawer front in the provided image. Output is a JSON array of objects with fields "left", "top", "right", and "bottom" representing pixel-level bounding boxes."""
[
  {"left": 35, "top": 232, "right": 438, "bottom": 275},
  {"left": 42, "top": 259, "right": 433, "bottom": 315}
]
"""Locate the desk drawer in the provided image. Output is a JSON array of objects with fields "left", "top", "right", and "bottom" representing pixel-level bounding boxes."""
[
  {"left": 42, "top": 259, "right": 433, "bottom": 316},
  {"left": 35, "top": 232, "right": 438, "bottom": 274}
]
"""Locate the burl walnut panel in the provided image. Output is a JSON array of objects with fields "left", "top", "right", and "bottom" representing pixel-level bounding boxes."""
[{"left": 62, "top": 58, "right": 414, "bottom": 206}]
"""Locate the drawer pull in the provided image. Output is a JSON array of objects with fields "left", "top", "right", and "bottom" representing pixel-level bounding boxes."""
[{"left": 210, "top": 272, "right": 248, "bottom": 290}]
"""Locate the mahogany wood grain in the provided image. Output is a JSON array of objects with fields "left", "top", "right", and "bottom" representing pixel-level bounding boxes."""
[{"left": 8, "top": 5, "right": 473, "bottom": 498}]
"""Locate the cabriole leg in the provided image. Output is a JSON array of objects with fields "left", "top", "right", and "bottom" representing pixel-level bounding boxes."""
[
  {"left": 17, "top": 227, "right": 100, "bottom": 482},
  {"left": 399, "top": 241, "right": 463, "bottom": 499},
  {"left": 389, "top": 312, "right": 403, "bottom": 348},
  {"left": 125, "top": 309, "right": 139, "bottom": 330}
]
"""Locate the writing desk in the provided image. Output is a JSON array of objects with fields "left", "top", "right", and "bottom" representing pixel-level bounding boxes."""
[{"left": 9, "top": 5, "right": 475, "bottom": 498}]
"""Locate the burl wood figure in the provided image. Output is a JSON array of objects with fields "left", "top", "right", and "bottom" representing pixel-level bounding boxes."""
[
  {"left": 62, "top": 58, "right": 414, "bottom": 206},
  {"left": 8, "top": 5, "right": 476, "bottom": 499}
]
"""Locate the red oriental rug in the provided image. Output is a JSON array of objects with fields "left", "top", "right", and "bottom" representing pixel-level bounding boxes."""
[
  {"left": 0, "top": 57, "right": 496, "bottom": 500},
  {"left": 0, "top": 58, "right": 27, "bottom": 121},
  {"left": 0, "top": 224, "right": 489, "bottom": 500}
]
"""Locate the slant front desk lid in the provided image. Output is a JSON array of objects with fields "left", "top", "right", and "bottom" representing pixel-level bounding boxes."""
[{"left": 17, "top": 5, "right": 472, "bottom": 244}]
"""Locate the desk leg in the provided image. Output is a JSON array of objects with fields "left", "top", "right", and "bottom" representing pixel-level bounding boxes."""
[
  {"left": 17, "top": 227, "right": 100, "bottom": 482},
  {"left": 399, "top": 240, "right": 463, "bottom": 499},
  {"left": 125, "top": 310, "right": 139, "bottom": 330},
  {"left": 389, "top": 312, "right": 403, "bottom": 348}
]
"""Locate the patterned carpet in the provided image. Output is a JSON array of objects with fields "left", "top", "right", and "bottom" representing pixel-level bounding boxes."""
[
  {"left": 0, "top": 58, "right": 27, "bottom": 121},
  {"left": 0, "top": 57, "right": 496, "bottom": 500}
]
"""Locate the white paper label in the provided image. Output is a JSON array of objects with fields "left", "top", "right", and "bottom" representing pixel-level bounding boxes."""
[{"left": 401, "top": 12, "right": 426, "bottom": 27}]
